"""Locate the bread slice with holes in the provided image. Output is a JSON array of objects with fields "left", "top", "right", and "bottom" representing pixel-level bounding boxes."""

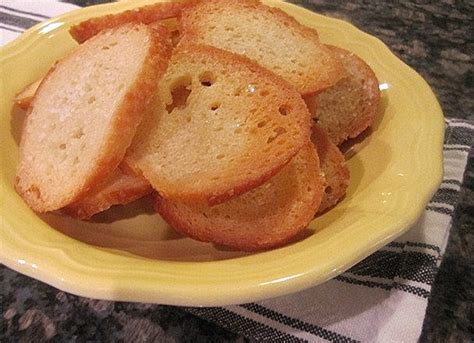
[
  {"left": 63, "top": 167, "right": 152, "bottom": 219},
  {"left": 70, "top": 1, "right": 186, "bottom": 43},
  {"left": 155, "top": 143, "right": 324, "bottom": 251},
  {"left": 125, "top": 44, "right": 312, "bottom": 205},
  {"left": 178, "top": 0, "right": 344, "bottom": 95},
  {"left": 15, "top": 23, "right": 172, "bottom": 212},
  {"left": 311, "top": 124, "right": 350, "bottom": 213},
  {"left": 311, "top": 45, "right": 380, "bottom": 145}
]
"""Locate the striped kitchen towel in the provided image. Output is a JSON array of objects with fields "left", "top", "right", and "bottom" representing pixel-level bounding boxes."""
[
  {"left": 0, "top": 0, "right": 78, "bottom": 45},
  {"left": 186, "top": 117, "right": 473, "bottom": 342},
  {"left": 1, "top": 1, "right": 472, "bottom": 342}
]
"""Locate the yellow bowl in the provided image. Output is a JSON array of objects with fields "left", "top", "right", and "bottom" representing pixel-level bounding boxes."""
[{"left": 0, "top": 0, "right": 444, "bottom": 306}]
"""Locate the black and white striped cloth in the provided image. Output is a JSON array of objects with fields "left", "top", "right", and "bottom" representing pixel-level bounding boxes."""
[
  {"left": 2, "top": 1, "right": 473, "bottom": 341},
  {"left": 186, "top": 118, "right": 473, "bottom": 342},
  {"left": 0, "top": 0, "right": 78, "bottom": 44}
]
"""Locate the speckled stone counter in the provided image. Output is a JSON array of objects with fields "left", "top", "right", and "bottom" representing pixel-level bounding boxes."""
[{"left": 1, "top": 1, "right": 473, "bottom": 341}]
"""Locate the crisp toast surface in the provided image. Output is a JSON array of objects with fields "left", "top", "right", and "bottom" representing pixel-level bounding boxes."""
[
  {"left": 314, "top": 45, "right": 380, "bottom": 145},
  {"left": 15, "top": 23, "right": 172, "bottom": 212},
  {"left": 179, "top": 0, "right": 344, "bottom": 94},
  {"left": 70, "top": 1, "right": 186, "bottom": 43},
  {"left": 14, "top": 79, "right": 41, "bottom": 110},
  {"left": 125, "top": 44, "right": 312, "bottom": 205},
  {"left": 64, "top": 167, "right": 152, "bottom": 220},
  {"left": 311, "top": 124, "right": 350, "bottom": 213},
  {"left": 155, "top": 143, "right": 324, "bottom": 251}
]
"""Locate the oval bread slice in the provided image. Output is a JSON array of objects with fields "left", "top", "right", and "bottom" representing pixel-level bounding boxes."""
[
  {"left": 70, "top": 1, "right": 186, "bottom": 43},
  {"left": 155, "top": 143, "right": 325, "bottom": 251},
  {"left": 63, "top": 167, "right": 152, "bottom": 220},
  {"left": 15, "top": 23, "right": 172, "bottom": 212},
  {"left": 312, "top": 124, "right": 350, "bottom": 213},
  {"left": 125, "top": 44, "right": 312, "bottom": 205},
  {"left": 313, "top": 45, "right": 381, "bottom": 145},
  {"left": 178, "top": 0, "right": 344, "bottom": 95}
]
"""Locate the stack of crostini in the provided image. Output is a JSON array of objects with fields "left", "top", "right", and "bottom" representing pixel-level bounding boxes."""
[{"left": 14, "top": 0, "right": 380, "bottom": 251}]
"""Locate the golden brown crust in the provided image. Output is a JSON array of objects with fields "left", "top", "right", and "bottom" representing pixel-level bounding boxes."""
[
  {"left": 311, "top": 124, "right": 350, "bottom": 212},
  {"left": 155, "top": 143, "right": 324, "bottom": 251},
  {"left": 178, "top": 0, "right": 344, "bottom": 95},
  {"left": 70, "top": 1, "right": 187, "bottom": 43},
  {"left": 125, "top": 43, "right": 312, "bottom": 205},
  {"left": 63, "top": 167, "right": 152, "bottom": 220},
  {"left": 66, "top": 24, "right": 172, "bottom": 206},
  {"left": 15, "top": 24, "right": 172, "bottom": 212},
  {"left": 14, "top": 79, "right": 42, "bottom": 110},
  {"left": 14, "top": 63, "right": 63, "bottom": 209},
  {"left": 314, "top": 45, "right": 380, "bottom": 145},
  {"left": 303, "top": 93, "right": 319, "bottom": 119},
  {"left": 85, "top": 24, "right": 173, "bottom": 197}
]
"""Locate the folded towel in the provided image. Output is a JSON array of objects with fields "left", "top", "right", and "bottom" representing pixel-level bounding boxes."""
[
  {"left": 186, "top": 117, "right": 473, "bottom": 342},
  {"left": 1, "top": 1, "right": 472, "bottom": 341},
  {"left": 0, "top": 0, "right": 78, "bottom": 45}
]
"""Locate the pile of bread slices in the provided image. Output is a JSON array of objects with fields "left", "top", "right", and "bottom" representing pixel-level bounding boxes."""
[{"left": 14, "top": 0, "right": 380, "bottom": 251}]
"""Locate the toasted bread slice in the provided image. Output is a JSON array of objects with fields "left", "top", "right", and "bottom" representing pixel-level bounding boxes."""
[
  {"left": 14, "top": 79, "right": 42, "bottom": 110},
  {"left": 303, "top": 93, "right": 319, "bottom": 119},
  {"left": 70, "top": 1, "right": 186, "bottom": 43},
  {"left": 125, "top": 44, "right": 312, "bottom": 205},
  {"left": 155, "top": 143, "right": 324, "bottom": 251},
  {"left": 178, "top": 0, "right": 344, "bottom": 95},
  {"left": 313, "top": 45, "right": 380, "bottom": 145},
  {"left": 63, "top": 167, "right": 152, "bottom": 220},
  {"left": 311, "top": 124, "right": 350, "bottom": 213},
  {"left": 15, "top": 24, "right": 172, "bottom": 212}
]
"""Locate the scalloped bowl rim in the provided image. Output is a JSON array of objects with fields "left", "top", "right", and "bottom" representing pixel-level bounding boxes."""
[{"left": 0, "top": 0, "right": 444, "bottom": 306}]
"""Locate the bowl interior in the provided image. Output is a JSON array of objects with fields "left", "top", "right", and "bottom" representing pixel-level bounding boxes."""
[{"left": 0, "top": 0, "right": 444, "bottom": 306}]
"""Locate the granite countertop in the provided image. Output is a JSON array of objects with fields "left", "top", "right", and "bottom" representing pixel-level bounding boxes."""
[{"left": 1, "top": 1, "right": 473, "bottom": 341}]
